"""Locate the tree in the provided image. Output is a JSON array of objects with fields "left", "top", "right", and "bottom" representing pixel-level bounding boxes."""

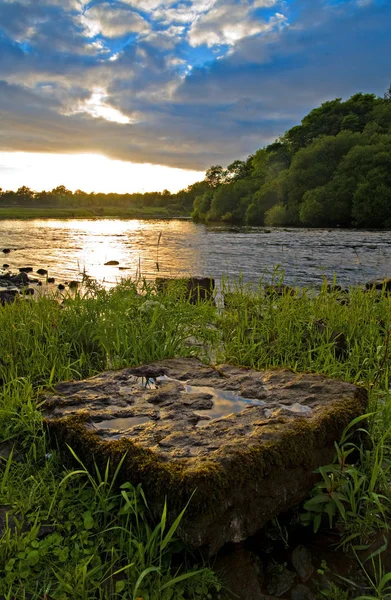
[
  {"left": 52, "top": 185, "right": 72, "bottom": 197},
  {"left": 191, "top": 190, "right": 214, "bottom": 222},
  {"left": 264, "top": 204, "right": 289, "bottom": 227},
  {"left": 204, "top": 165, "right": 226, "bottom": 187},
  {"left": 16, "top": 186, "right": 34, "bottom": 203}
]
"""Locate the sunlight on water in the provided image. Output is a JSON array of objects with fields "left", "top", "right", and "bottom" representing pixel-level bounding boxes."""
[
  {"left": 1, "top": 219, "right": 391, "bottom": 288},
  {"left": 0, "top": 219, "right": 203, "bottom": 286}
]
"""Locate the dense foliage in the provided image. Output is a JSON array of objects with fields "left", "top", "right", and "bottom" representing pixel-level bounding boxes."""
[{"left": 191, "top": 88, "right": 391, "bottom": 228}]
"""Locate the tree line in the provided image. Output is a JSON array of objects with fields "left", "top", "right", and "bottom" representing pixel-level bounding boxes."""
[
  {"left": 191, "top": 87, "right": 391, "bottom": 228},
  {"left": 0, "top": 185, "right": 200, "bottom": 215}
]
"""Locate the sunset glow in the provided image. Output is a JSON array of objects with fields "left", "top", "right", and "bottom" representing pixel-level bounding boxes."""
[{"left": 0, "top": 152, "right": 204, "bottom": 194}]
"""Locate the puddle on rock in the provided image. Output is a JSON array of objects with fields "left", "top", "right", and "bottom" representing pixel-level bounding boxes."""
[
  {"left": 184, "top": 385, "right": 265, "bottom": 427},
  {"left": 95, "top": 416, "right": 151, "bottom": 430}
]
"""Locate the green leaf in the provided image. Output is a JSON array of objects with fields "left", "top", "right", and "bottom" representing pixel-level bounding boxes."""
[
  {"left": 59, "top": 547, "right": 69, "bottom": 563},
  {"left": 133, "top": 566, "right": 161, "bottom": 600},
  {"left": 116, "top": 580, "right": 126, "bottom": 593},
  {"left": 304, "top": 494, "right": 329, "bottom": 509},
  {"left": 83, "top": 511, "right": 94, "bottom": 530},
  {"left": 26, "top": 550, "right": 40, "bottom": 567}
]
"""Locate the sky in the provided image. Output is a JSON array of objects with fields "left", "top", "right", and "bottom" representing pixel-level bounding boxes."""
[{"left": 0, "top": 0, "right": 390, "bottom": 193}]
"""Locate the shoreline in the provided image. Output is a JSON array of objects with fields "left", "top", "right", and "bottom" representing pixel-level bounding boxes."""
[{"left": 0, "top": 207, "right": 192, "bottom": 220}]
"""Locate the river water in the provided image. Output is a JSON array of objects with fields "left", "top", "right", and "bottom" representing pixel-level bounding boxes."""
[{"left": 1, "top": 219, "right": 391, "bottom": 288}]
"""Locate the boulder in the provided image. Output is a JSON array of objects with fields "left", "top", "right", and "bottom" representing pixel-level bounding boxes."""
[
  {"left": 43, "top": 358, "right": 367, "bottom": 553},
  {"left": 37, "top": 269, "right": 48, "bottom": 276},
  {"left": 0, "top": 289, "right": 18, "bottom": 305},
  {"left": 19, "top": 267, "right": 33, "bottom": 273},
  {"left": 2, "top": 249, "right": 11, "bottom": 254},
  {"left": 10, "top": 272, "right": 29, "bottom": 286},
  {"left": 68, "top": 280, "right": 78, "bottom": 289},
  {"left": 104, "top": 260, "right": 120, "bottom": 266},
  {"left": 156, "top": 277, "right": 215, "bottom": 304},
  {"left": 365, "top": 278, "right": 391, "bottom": 291}
]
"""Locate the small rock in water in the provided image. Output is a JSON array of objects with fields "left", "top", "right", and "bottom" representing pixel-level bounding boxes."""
[
  {"left": 24, "top": 288, "right": 35, "bottom": 296},
  {"left": 11, "top": 272, "right": 29, "bottom": 285},
  {"left": 2, "top": 249, "right": 11, "bottom": 254},
  {"left": 47, "top": 277, "right": 55, "bottom": 284},
  {"left": 19, "top": 267, "right": 33, "bottom": 273},
  {"left": 58, "top": 283, "right": 65, "bottom": 290},
  {"left": 37, "top": 269, "right": 48, "bottom": 276},
  {"left": 3, "top": 264, "right": 9, "bottom": 269},
  {"left": 0, "top": 289, "right": 18, "bottom": 305},
  {"left": 366, "top": 278, "right": 391, "bottom": 292},
  {"left": 292, "top": 545, "right": 314, "bottom": 582},
  {"left": 105, "top": 260, "right": 119, "bottom": 266},
  {"left": 69, "top": 280, "right": 78, "bottom": 289}
]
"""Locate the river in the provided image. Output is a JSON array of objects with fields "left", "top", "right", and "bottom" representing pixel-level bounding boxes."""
[{"left": 1, "top": 219, "right": 391, "bottom": 288}]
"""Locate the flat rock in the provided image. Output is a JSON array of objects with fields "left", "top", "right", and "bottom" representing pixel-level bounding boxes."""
[{"left": 43, "top": 358, "right": 367, "bottom": 553}]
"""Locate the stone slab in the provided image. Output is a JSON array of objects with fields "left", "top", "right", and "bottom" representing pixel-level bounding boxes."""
[{"left": 43, "top": 358, "right": 367, "bottom": 553}]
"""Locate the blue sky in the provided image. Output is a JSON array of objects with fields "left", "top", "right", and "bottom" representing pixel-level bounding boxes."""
[{"left": 0, "top": 0, "right": 390, "bottom": 179}]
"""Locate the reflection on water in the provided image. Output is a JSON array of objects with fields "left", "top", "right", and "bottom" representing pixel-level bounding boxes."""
[
  {"left": 1, "top": 218, "right": 391, "bottom": 287},
  {"left": 183, "top": 385, "right": 264, "bottom": 427}
]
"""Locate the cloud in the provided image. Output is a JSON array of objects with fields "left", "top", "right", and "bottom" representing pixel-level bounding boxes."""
[
  {"left": 80, "top": 2, "right": 151, "bottom": 38},
  {"left": 120, "top": 0, "right": 167, "bottom": 9},
  {"left": 188, "top": 1, "right": 285, "bottom": 47},
  {"left": 152, "top": 1, "right": 218, "bottom": 25},
  {"left": 0, "top": 0, "right": 390, "bottom": 171}
]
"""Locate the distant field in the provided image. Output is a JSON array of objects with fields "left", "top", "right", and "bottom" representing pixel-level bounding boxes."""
[{"left": 0, "top": 206, "right": 190, "bottom": 219}]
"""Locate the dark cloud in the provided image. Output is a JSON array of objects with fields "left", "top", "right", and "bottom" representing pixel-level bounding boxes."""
[{"left": 0, "top": 0, "right": 389, "bottom": 169}]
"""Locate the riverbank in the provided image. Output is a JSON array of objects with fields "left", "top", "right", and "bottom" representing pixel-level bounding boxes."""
[
  {"left": 1, "top": 279, "right": 391, "bottom": 598},
  {"left": 0, "top": 206, "right": 191, "bottom": 220}
]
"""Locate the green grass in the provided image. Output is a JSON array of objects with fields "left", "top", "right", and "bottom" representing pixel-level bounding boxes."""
[
  {"left": 2, "top": 276, "right": 391, "bottom": 598},
  {"left": 0, "top": 206, "right": 190, "bottom": 220}
]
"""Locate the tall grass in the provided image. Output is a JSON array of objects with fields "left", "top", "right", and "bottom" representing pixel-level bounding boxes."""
[
  {"left": 2, "top": 276, "right": 391, "bottom": 598},
  {"left": 0, "top": 280, "right": 220, "bottom": 599}
]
